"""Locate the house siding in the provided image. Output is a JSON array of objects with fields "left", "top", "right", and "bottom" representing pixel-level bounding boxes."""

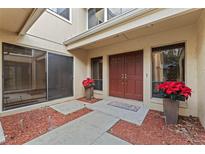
[
  {"left": 0, "top": 8, "right": 88, "bottom": 115},
  {"left": 28, "top": 8, "right": 87, "bottom": 44},
  {"left": 87, "top": 24, "right": 198, "bottom": 117},
  {"left": 0, "top": 8, "right": 204, "bottom": 123},
  {"left": 197, "top": 10, "right": 205, "bottom": 127}
]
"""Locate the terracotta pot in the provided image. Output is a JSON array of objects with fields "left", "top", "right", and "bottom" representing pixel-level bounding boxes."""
[
  {"left": 163, "top": 98, "right": 179, "bottom": 124},
  {"left": 85, "top": 87, "right": 94, "bottom": 100}
]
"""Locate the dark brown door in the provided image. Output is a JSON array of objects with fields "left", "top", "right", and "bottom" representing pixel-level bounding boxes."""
[
  {"left": 109, "top": 51, "right": 143, "bottom": 101},
  {"left": 109, "top": 54, "right": 125, "bottom": 97}
]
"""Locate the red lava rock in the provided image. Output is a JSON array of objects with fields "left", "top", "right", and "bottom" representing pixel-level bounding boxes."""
[
  {"left": 77, "top": 97, "right": 102, "bottom": 104},
  {"left": 108, "top": 110, "right": 205, "bottom": 145},
  {"left": 0, "top": 107, "right": 92, "bottom": 145}
]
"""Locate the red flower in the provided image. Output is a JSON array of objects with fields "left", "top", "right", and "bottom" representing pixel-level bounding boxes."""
[
  {"left": 157, "top": 81, "right": 192, "bottom": 100},
  {"left": 82, "top": 77, "right": 95, "bottom": 88}
]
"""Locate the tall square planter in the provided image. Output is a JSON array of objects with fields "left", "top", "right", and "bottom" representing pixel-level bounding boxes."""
[
  {"left": 163, "top": 98, "right": 179, "bottom": 124},
  {"left": 85, "top": 87, "right": 94, "bottom": 100}
]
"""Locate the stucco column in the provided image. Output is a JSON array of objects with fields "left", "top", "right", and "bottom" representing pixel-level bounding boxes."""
[
  {"left": 143, "top": 47, "right": 151, "bottom": 104},
  {"left": 103, "top": 55, "right": 109, "bottom": 98}
]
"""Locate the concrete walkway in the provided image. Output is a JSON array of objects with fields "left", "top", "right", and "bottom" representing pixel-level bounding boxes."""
[
  {"left": 51, "top": 97, "right": 149, "bottom": 125},
  {"left": 0, "top": 122, "right": 5, "bottom": 144},
  {"left": 25, "top": 111, "right": 130, "bottom": 145},
  {"left": 25, "top": 97, "right": 148, "bottom": 144},
  {"left": 86, "top": 97, "right": 149, "bottom": 125},
  {"left": 51, "top": 100, "right": 86, "bottom": 115}
]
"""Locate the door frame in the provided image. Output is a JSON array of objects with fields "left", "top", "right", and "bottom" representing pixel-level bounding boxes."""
[{"left": 108, "top": 50, "right": 144, "bottom": 101}]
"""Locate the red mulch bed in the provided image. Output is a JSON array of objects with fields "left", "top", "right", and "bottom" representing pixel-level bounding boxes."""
[
  {"left": 0, "top": 107, "right": 92, "bottom": 145},
  {"left": 109, "top": 110, "right": 205, "bottom": 145},
  {"left": 77, "top": 97, "right": 102, "bottom": 104}
]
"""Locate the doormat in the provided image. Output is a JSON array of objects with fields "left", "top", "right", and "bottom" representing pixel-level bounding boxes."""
[{"left": 107, "top": 101, "right": 140, "bottom": 112}]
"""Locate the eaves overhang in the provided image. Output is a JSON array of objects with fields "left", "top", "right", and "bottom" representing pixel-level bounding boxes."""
[
  {"left": 64, "top": 8, "right": 156, "bottom": 45},
  {"left": 64, "top": 8, "right": 198, "bottom": 50},
  {"left": 18, "top": 8, "right": 46, "bottom": 35}
]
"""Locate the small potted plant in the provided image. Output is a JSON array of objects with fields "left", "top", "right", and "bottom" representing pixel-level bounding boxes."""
[
  {"left": 157, "top": 81, "right": 192, "bottom": 124},
  {"left": 82, "top": 77, "right": 95, "bottom": 100}
]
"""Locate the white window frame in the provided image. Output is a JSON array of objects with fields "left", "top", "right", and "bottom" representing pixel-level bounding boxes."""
[
  {"left": 86, "top": 8, "right": 107, "bottom": 30},
  {"left": 47, "top": 8, "right": 72, "bottom": 24},
  {"left": 86, "top": 8, "right": 135, "bottom": 30}
]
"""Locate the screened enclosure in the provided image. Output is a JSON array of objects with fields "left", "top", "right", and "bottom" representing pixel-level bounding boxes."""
[
  {"left": 48, "top": 53, "right": 73, "bottom": 100},
  {"left": 2, "top": 43, "right": 73, "bottom": 110}
]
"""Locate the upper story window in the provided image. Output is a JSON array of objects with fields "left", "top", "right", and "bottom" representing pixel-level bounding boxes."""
[
  {"left": 88, "top": 8, "right": 104, "bottom": 29},
  {"left": 49, "top": 8, "right": 71, "bottom": 22},
  {"left": 107, "top": 8, "right": 133, "bottom": 20},
  {"left": 88, "top": 8, "right": 134, "bottom": 29}
]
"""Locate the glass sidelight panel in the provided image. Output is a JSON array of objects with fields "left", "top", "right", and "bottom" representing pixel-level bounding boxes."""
[
  {"left": 91, "top": 57, "right": 103, "bottom": 90},
  {"left": 152, "top": 43, "right": 185, "bottom": 98},
  {"left": 3, "top": 43, "right": 47, "bottom": 110},
  {"left": 47, "top": 53, "right": 73, "bottom": 100}
]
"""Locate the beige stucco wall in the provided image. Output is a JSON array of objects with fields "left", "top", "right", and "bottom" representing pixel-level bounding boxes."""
[
  {"left": 197, "top": 10, "right": 205, "bottom": 127},
  {"left": 0, "top": 8, "right": 203, "bottom": 120},
  {"left": 87, "top": 24, "right": 198, "bottom": 117},
  {"left": 0, "top": 8, "right": 88, "bottom": 115},
  {"left": 27, "top": 8, "right": 87, "bottom": 44},
  {"left": 0, "top": 29, "right": 87, "bottom": 115}
]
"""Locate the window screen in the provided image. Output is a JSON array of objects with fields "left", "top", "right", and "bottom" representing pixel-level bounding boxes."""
[
  {"left": 3, "top": 43, "right": 47, "bottom": 110},
  {"left": 48, "top": 53, "right": 73, "bottom": 100}
]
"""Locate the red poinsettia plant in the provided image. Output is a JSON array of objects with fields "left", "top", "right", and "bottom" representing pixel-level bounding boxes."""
[
  {"left": 157, "top": 81, "right": 192, "bottom": 101},
  {"left": 82, "top": 77, "right": 95, "bottom": 88}
]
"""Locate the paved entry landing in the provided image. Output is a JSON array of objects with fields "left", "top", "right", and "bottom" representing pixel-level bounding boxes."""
[
  {"left": 86, "top": 97, "right": 149, "bottom": 125},
  {"left": 25, "top": 111, "right": 130, "bottom": 145},
  {"left": 51, "top": 100, "right": 86, "bottom": 115}
]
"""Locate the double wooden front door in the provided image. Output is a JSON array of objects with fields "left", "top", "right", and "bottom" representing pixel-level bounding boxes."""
[{"left": 109, "top": 51, "right": 143, "bottom": 101}]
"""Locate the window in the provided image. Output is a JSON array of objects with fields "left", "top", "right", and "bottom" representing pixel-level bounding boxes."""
[
  {"left": 88, "top": 8, "right": 104, "bottom": 29},
  {"left": 3, "top": 43, "right": 47, "bottom": 110},
  {"left": 49, "top": 8, "right": 71, "bottom": 21},
  {"left": 87, "top": 8, "right": 135, "bottom": 29},
  {"left": 91, "top": 57, "right": 103, "bottom": 90},
  {"left": 152, "top": 43, "right": 185, "bottom": 98},
  {"left": 2, "top": 43, "right": 74, "bottom": 110},
  {"left": 48, "top": 53, "right": 73, "bottom": 100},
  {"left": 107, "top": 8, "right": 133, "bottom": 20}
]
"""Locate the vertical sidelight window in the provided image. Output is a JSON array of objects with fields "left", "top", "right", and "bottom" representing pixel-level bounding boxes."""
[
  {"left": 3, "top": 43, "right": 47, "bottom": 110},
  {"left": 152, "top": 43, "right": 185, "bottom": 98},
  {"left": 48, "top": 53, "right": 73, "bottom": 100},
  {"left": 91, "top": 57, "right": 103, "bottom": 90}
]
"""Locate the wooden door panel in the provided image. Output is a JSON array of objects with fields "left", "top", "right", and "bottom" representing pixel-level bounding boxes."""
[
  {"left": 109, "top": 54, "right": 124, "bottom": 97},
  {"left": 109, "top": 51, "right": 143, "bottom": 101},
  {"left": 124, "top": 51, "right": 143, "bottom": 100}
]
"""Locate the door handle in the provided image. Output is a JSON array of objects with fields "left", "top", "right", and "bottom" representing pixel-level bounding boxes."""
[
  {"left": 124, "top": 74, "right": 127, "bottom": 79},
  {"left": 121, "top": 74, "right": 124, "bottom": 79}
]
